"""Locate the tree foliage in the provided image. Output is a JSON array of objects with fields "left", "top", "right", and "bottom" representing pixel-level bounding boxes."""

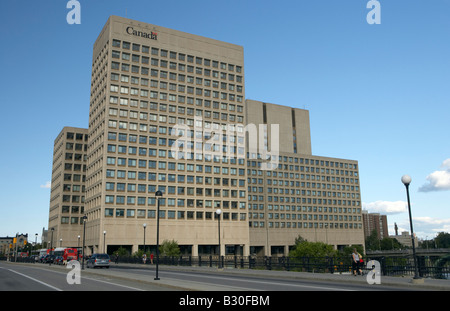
[
  {"left": 435, "top": 232, "right": 450, "bottom": 248},
  {"left": 159, "top": 239, "right": 181, "bottom": 257},
  {"left": 289, "top": 236, "right": 337, "bottom": 258}
]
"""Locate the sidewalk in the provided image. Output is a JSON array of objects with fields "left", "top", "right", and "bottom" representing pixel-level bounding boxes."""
[{"left": 111, "top": 262, "right": 450, "bottom": 291}]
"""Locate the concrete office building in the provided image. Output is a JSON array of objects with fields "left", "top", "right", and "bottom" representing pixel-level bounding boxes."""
[
  {"left": 48, "top": 16, "right": 364, "bottom": 257},
  {"left": 246, "top": 100, "right": 364, "bottom": 255},
  {"left": 48, "top": 127, "right": 88, "bottom": 248},
  {"left": 85, "top": 16, "right": 248, "bottom": 256}
]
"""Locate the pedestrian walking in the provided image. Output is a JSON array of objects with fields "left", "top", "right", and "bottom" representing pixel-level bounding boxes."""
[
  {"left": 142, "top": 253, "right": 147, "bottom": 264},
  {"left": 150, "top": 252, "right": 154, "bottom": 264},
  {"left": 351, "top": 248, "right": 363, "bottom": 276}
]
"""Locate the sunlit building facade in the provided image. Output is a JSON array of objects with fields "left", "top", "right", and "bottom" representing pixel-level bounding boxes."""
[{"left": 48, "top": 16, "right": 364, "bottom": 256}]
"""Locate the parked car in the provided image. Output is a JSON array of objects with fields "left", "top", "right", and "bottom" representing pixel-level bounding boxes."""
[
  {"left": 43, "top": 254, "right": 55, "bottom": 264},
  {"left": 86, "top": 253, "right": 110, "bottom": 269},
  {"left": 54, "top": 256, "right": 64, "bottom": 265}
]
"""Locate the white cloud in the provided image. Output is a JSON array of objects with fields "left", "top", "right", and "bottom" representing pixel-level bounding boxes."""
[
  {"left": 419, "top": 159, "right": 450, "bottom": 192},
  {"left": 362, "top": 200, "right": 407, "bottom": 215},
  {"left": 413, "top": 217, "right": 450, "bottom": 235},
  {"left": 40, "top": 181, "right": 51, "bottom": 189}
]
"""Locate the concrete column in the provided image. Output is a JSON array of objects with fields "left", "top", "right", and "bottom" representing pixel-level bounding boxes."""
[{"left": 192, "top": 244, "right": 198, "bottom": 257}]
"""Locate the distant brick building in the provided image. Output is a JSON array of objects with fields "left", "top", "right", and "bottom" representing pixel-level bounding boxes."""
[{"left": 362, "top": 210, "right": 388, "bottom": 239}]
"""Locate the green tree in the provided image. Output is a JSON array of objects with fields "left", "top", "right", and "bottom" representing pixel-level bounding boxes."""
[
  {"left": 159, "top": 240, "right": 181, "bottom": 257},
  {"left": 113, "top": 246, "right": 129, "bottom": 257},
  {"left": 435, "top": 232, "right": 450, "bottom": 248},
  {"left": 380, "top": 237, "right": 402, "bottom": 250},
  {"left": 365, "top": 229, "right": 381, "bottom": 251},
  {"left": 289, "top": 236, "right": 337, "bottom": 258}
]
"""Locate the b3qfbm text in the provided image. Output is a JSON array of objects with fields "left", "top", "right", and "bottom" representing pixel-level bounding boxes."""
[{"left": 223, "top": 296, "right": 269, "bottom": 306}]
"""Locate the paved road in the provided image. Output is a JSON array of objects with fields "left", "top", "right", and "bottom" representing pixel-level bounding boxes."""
[
  {"left": 2, "top": 261, "right": 449, "bottom": 292},
  {"left": 108, "top": 265, "right": 421, "bottom": 291},
  {"left": 0, "top": 261, "right": 172, "bottom": 291}
]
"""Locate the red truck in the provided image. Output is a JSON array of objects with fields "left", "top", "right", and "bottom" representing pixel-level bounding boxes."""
[{"left": 53, "top": 247, "right": 78, "bottom": 263}]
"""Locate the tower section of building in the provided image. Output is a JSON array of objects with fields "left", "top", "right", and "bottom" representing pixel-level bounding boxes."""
[
  {"left": 85, "top": 16, "right": 249, "bottom": 255},
  {"left": 48, "top": 127, "right": 88, "bottom": 248},
  {"left": 245, "top": 100, "right": 364, "bottom": 255}
]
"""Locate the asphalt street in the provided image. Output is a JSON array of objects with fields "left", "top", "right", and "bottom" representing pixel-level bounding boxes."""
[
  {"left": 0, "top": 261, "right": 171, "bottom": 291},
  {"left": 2, "top": 260, "right": 446, "bottom": 292}
]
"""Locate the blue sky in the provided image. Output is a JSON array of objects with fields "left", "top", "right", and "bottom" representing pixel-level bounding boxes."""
[{"left": 0, "top": 0, "right": 449, "bottom": 242}]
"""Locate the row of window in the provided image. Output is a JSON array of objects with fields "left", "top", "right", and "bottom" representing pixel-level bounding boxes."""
[
  {"left": 249, "top": 154, "right": 358, "bottom": 169},
  {"left": 61, "top": 206, "right": 84, "bottom": 214},
  {"left": 104, "top": 196, "right": 246, "bottom": 207},
  {"left": 249, "top": 195, "right": 359, "bottom": 206},
  {"left": 108, "top": 107, "right": 244, "bottom": 123},
  {"left": 110, "top": 95, "right": 244, "bottom": 112},
  {"left": 107, "top": 131, "right": 245, "bottom": 145},
  {"left": 61, "top": 216, "right": 361, "bottom": 228},
  {"left": 66, "top": 143, "right": 87, "bottom": 151},
  {"left": 258, "top": 214, "right": 361, "bottom": 222},
  {"left": 112, "top": 51, "right": 242, "bottom": 80},
  {"left": 106, "top": 144, "right": 246, "bottom": 160},
  {"left": 106, "top": 157, "right": 245, "bottom": 172},
  {"left": 64, "top": 163, "right": 86, "bottom": 172},
  {"left": 111, "top": 73, "right": 243, "bottom": 95},
  {"left": 62, "top": 195, "right": 85, "bottom": 203},
  {"left": 105, "top": 168, "right": 245, "bottom": 184},
  {"left": 110, "top": 81, "right": 244, "bottom": 103},
  {"left": 250, "top": 222, "right": 363, "bottom": 229},
  {"left": 104, "top": 208, "right": 247, "bottom": 221},
  {"left": 111, "top": 39, "right": 243, "bottom": 73},
  {"left": 250, "top": 204, "right": 361, "bottom": 214},
  {"left": 105, "top": 183, "right": 244, "bottom": 194},
  {"left": 66, "top": 132, "right": 87, "bottom": 141}
]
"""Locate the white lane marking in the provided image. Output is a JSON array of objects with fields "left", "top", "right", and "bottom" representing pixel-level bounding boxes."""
[
  {"left": 80, "top": 274, "right": 145, "bottom": 291},
  {"left": 1, "top": 265, "right": 144, "bottom": 291},
  {"left": 144, "top": 269, "right": 355, "bottom": 291},
  {"left": 5, "top": 268, "right": 62, "bottom": 291}
]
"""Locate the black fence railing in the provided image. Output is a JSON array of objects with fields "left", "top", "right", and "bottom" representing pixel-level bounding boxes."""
[
  {"left": 110, "top": 254, "right": 450, "bottom": 279},
  {"left": 3, "top": 254, "right": 449, "bottom": 279}
]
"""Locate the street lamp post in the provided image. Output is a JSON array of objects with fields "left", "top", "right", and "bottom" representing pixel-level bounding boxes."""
[
  {"left": 103, "top": 231, "right": 106, "bottom": 253},
  {"left": 401, "top": 175, "right": 421, "bottom": 280},
  {"left": 154, "top": 190, "right": 163, "bottom": 280},
  {"left": 82, "top": 215, "right": 87, "bottom": 270},
  {"left": 143, "top": 223, "right": 147, "bottom": 254},
  {"left": 216, "top": 208, "right": 222, "bottom": 269},
  {"left": 49, "top": 228, "right": 54, "bottom": 266},
  {"left": 77, "top": 235, "right": 80, "bottom": 260},
  {"left": 35, "top": 233, "right": 38, "bottom": 258}
]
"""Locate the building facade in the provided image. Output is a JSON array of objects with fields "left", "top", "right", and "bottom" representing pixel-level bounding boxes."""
[
  {"left": 48, "top": 16, "right": 364, "bottom": 256},
  {"left": 85, "top": 16, "right": 248, "bottom": 256},
  {"left": 246, "top": 101, "right": 364, "bottom": 255},
  {"left": 362, "top": 210, "right": 389, "bottom": 240},
  {"left": 48, "top": 127, "right": 88, "bottom": 248}
]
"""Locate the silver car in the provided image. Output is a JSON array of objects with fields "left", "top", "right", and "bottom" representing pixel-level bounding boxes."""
[{"left": 87, "top": 253, "right": 110, "bottom": 268}]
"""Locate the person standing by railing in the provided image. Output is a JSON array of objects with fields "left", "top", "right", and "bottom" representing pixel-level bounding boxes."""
[{"left": 352, "top": 248, "right": 363, "bottom": 276}]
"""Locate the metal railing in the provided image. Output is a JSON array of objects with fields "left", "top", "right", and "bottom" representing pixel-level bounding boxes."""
[
  {"left": 3, "top": 254, "right": 449, "bottom": 279},
  {"left": 110, "top": 254, "right": 449, "bottom": 279}
]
